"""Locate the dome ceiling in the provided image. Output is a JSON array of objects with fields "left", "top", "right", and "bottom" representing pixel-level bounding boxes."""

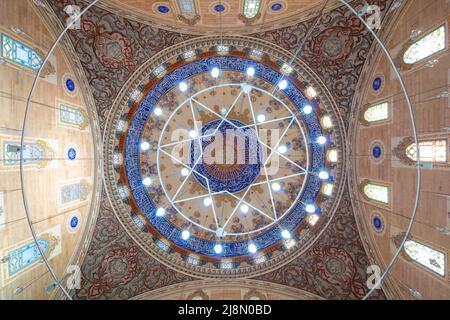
[
  {"left": 105, "top": 36, "right": 346, "bottom": 277},
  {"left": 39, "top": 0, "right": 395, "bottom": 300},
  {"left": 97, "top": 0, "right": 340, "bottom": 34}
]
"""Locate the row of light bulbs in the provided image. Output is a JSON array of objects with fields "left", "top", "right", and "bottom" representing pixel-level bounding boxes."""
[{"left": 137, "top": 65, "right": 328, "bottom": 256}]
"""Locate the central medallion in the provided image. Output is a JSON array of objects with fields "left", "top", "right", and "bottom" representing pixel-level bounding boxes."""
[
  {"left": 190, "top": 119, "right": 263, "bottom": 193},
  {"left": 155, "top": 82, "right": 310, "bottom": 237}
]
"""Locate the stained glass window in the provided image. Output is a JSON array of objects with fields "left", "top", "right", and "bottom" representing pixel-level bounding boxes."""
[
  {"left": 322, "top": 183, "right": 334, "bottom": 197},
  {"left": 186, "top": 256, "right": 199, "bottom": 265},
  {"left": 404, "top": 240, "right": 445, "bottom": 276},
  {"left": 405, "top": 140, "right": 447, "bottom": 163},
  {"left": 284, "top": 238, "right": 296, "bottom": 249},
  {"left": 243, "top": 0, "right": 261, "bottom": 19},
  {"left": 321, "top": 115, "right": 333, "bottom": 129},
  {"left": 177, "top": 0, "right": 196, "bottom": 18},
  {"left": 59, "top": 104, "right": 85, "bottom": 126},
  {"left": 220, "top": 261, "right": 233, "bottom": 269},
  {"left": 217, "top": 45, "right": 229, "bottom": 53},
  {"left": 3, "top": 141, "right": 44, "bottom": 166},
  {"left": 1, "top": 33, "right": 42, "bottom": 70},
  {"left": 403, "top": 25, "right": 446, "bottom": 65},
  {"left": 281, "top": 63, "right": 293, "bottom": 75},
  {"left": 327, "top": 149, "right": 338, "bottom": 163},
  {"left": 363, "top": 102, "right": 389, "bottom": 123},
  {"left": 60, "top": 182, "right": 86, "bottom": 205},
  {"left": 254, "top": 255, "right": 266, "bottom": 264},
  {"left": 118, "top": 186, "right": 128, "bottom": 199},
  {"left": 306, "top": 86, "right": 318, "bottom": 99},
  {"left": 153, "top": 65, "right": 166, "bottom": 77},
  {"left": 251, "top": 49, "right": 263, "bottom": 57},
  {"left": 363, "top": 183, "right": 389, "bottom": 204},
  {"left": 183, "top": 50, "right": 196, "bottom": 59},
  {"left": 156, "top": 239, "right": 170, "bottom": 251},
  {"left": 133, "top": 216, "right": 145, "bottom": 229},
  {"left": 307, "top": 214, "right": 320, "bottom": 226}
]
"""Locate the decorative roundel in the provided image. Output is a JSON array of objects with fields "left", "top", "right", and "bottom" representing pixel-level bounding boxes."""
[
  {"left": 105, "top": 36, "right": 346, "bottom": 278},
  {"left": 67, "top": 212, "right": 81, "bottom": 233},
  {"left": 210, "top": 2, "right": 230, "bottom": 15},
  {"left": 158, "top": 6, "right": 170, "bottom": 13},
  {"left": 373, "top": 217, "right": 382, "bottom": 229},
  {"left": 372, "top": 146, "right": 382, "bottom": 158},
  {"left": 190, "top": 119, "right": 264, "bottom": 194},
  {"left": 369, "top": 140, "right": 385, "bottom": 164},
  {"left": 65, "top": 78, "right": 75, "bottom": 92},
  {"left": 370, "top": 212, "right": 385, "bottom": 234},
  {"left": 62, "top": 73, "right": 78, "bottom": 97},
  {"left": 214, "top": 4, "right": 225, "bottom": 12},
  {"left": 271, "top": 3, "right": 283, "bottom": 11},
  {"left": 67, "top": 147, "right": 77, "bottom": 160},
  {"left": 371, "top": 74, "right": 384, "bottom": 93}
]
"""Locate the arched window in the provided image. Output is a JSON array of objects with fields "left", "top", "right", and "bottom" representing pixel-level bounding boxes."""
[
  {"left": 393, "top": 137, "right": 448, "bottom": 166},
  {"left": 243, "top": 0, "right": 261, "bottom": 19},
  {"left": 176, "top": 0, "right": 200, "bottom": 25},
  {"left": 240, "top": 0, "right": 261, "bottom": 24},
  {"left": 321, "top": 115, "right": 333, "bottom": 129},
  {"left": 1, "top": 33, "right": 42, "bottom": 70},
  {"left": 2, "top": 139, "right": 53, "bottom": 169},
  {"left": 405, "top": 140, "right": 447, "bottom": 163},
  {"left": 404, "top": 240, "right": 445, "bottom": 276},
  {"left": 327, "top": 149, "right": 338, "bottom": 163},
  {"left": 360, "top": 101, "right": 389, "bottom": 125},
  {"left": 187, "top": 290, "right": 209, "bottom": 300},
  {"left": 403, "top": 25, "right": 446, "bottom": 65},
  {"left": 59, "top": 103, "right": 87, "bottom": 129},
  {"left": 244, "top": 290, "right": 266, "bottom": 300},
  {"left": 360, "top": 181, "right": 389, "bottom": 204},
  {"left": 322, "top": 182, "right": 334, "bottom": 197},
  {"left": 177, "top": 0, "right": 196, "bottom": 17}
]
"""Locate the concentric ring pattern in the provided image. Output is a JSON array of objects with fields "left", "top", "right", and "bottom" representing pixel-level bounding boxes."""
[{"left": 104, "top": 36, "right": 346, "bottom": 278}]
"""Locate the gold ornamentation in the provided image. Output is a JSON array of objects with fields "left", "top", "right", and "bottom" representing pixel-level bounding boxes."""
[
  {"left": 78, "top": 109, "right": 89, "bottom": 130},
  {"left": 36, "top": 139, "right": 54, "bottom": 168},
  {"left": 392, "top": 136, "right": 416, "bottom": 166},
  {"left": 391, "top": 232, "right": 413, "bottom": 262},
  {"left": 238, "top": 13, "right": 262, "bottom": 25},
  {"left": 79, "top": 179, "right": 92, "bottom": 201},
  {"left": 34, "top": 47, "right": 56, "bottom": 78},
  {"left": 178, "top": 14, "right": 201, "bottom": 26},
  {"left": 39, "top": 232, "right": 61, "bottom": 259}
]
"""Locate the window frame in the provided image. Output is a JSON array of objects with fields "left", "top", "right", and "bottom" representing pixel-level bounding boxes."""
[
  {"left": 176, "top": 0, "right": 200, "bottom": 25},
  {"left": 359, "top": 179, "right": 391, "bottom": 207},
  {"left": 405, "top": 138, "right": 448, "bottom": 164},
  {"left": 0, "top": 30, "right": 43, "bottom": 73},
  {"left": 243, "top": 0, "right": 262, "bottom": 19},
  {"left": 239, "top": 0, "right": 262, "bottom": 24},
  {"left": 403, "top": 238, "right": 447, "bottom": 278},
  {"left": 55, "top": 99, "right": 88, "bottom": 130},
  {"left": 398, "top": 235, "right": 448, "bottom": 280},
  {"left": 398, "top": 21, "right": 448, "bottom": 71},
  {"left": 359, "top": 99, "right": 392, "bottom": 127},
  {"left": 393, "top": 136, "right": 450, "bottom": 168}
]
